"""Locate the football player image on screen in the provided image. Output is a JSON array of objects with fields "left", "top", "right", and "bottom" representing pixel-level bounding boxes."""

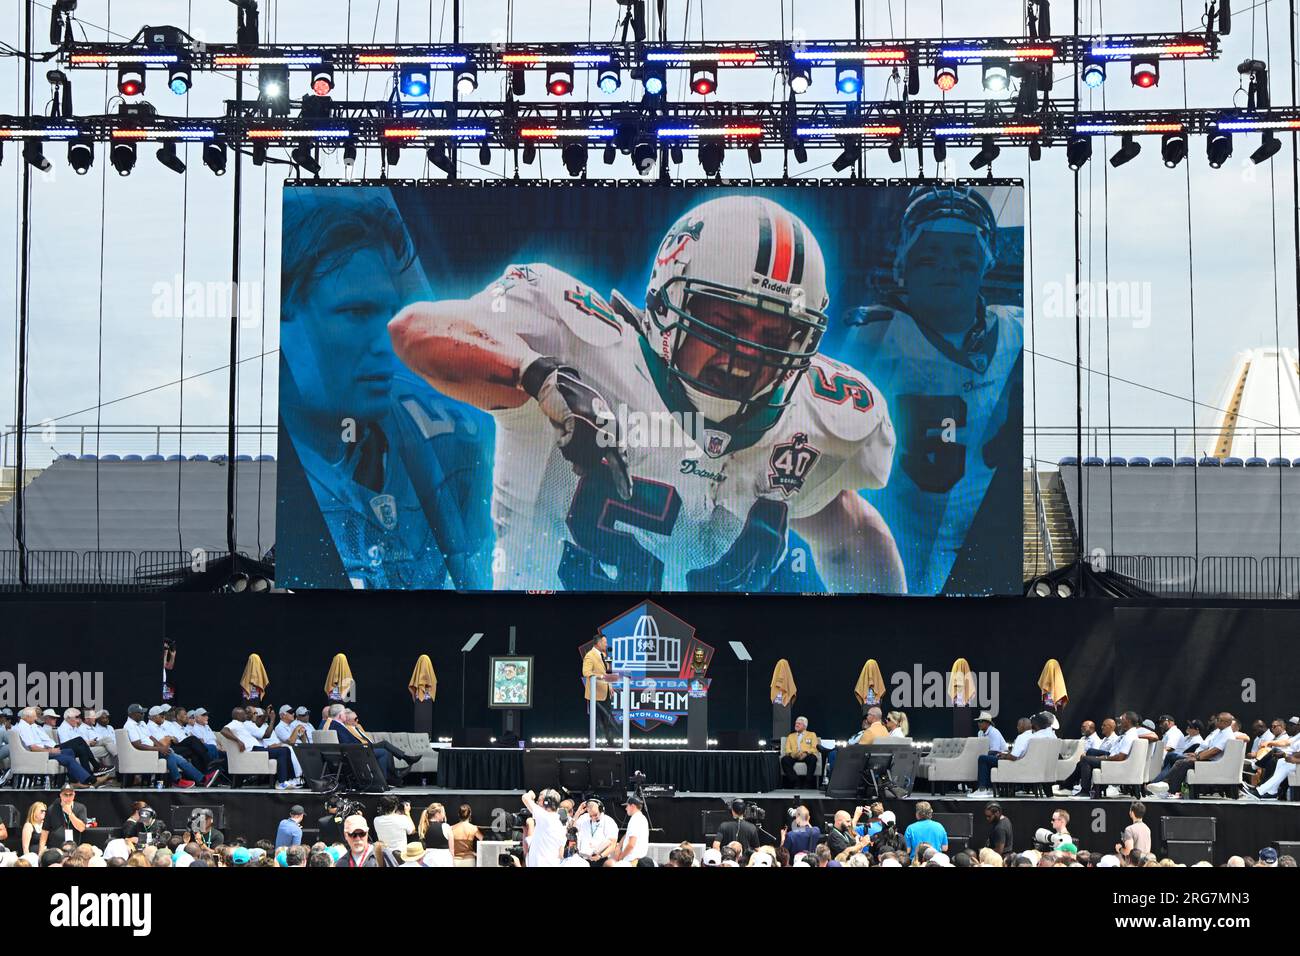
[
  {"left": 842, "top": 185, "right": 1024, "bottom": 595},
  {"left": 390, "top": 194, "right": 904, "bottom": 593},
  {"left": 278, "top": 189, "right": 492, "bottom": 590}
]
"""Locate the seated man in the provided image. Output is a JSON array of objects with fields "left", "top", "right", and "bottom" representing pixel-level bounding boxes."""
[
  {"left": 326, "top": 705, "right": 421, "bottom": 785},
  {"left": 13, "top": 706, "right": 94, "bottom": 787},
  {"left": 1077, "top": 711, "right": 1144, "bottom": 798},
  {"left": 290, "top": 707, "right": 316, "bottom": 743},
  {"left": 140, "top": 705, "right": 209, "bottom": 788},
  {"left": 780, "top": 716, "right": 821, "bottom": 789},
  {"left": 43, "top": 708, "right": 106, "bottom": 781},
  {"left": 186, "top": 708, "right": 222, "bottom": 763},
  {"left": 1147, "top": 712, "right": 1236, "bottom": 799},
  {"left": 274, "top": 705, "right": 311, "bottom": 746},
  {"left": 58, "top": 708, "right": 114, "bottom": 775},
  {"left": 1250, "top": 718, "right": 1295, "bottom": 785},
  {"left": 83, "top": 710, "right": 118, "bottom": 760},
  {"left": 220, "top": 706, "right": 299, "bottom": 789},
  {"left": 158, "top": 707, "right": 217, "bottom": 773},
  {"left": 1245, "top": 731, "right": 1300, "bottom": 800},
  {"left": 973, "top": 716, "right": 1031, "bottom": 797}
]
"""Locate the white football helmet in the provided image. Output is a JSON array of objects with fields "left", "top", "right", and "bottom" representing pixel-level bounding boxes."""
[{"left": 643, "top": 195, "right": 830, "bottom": 423}]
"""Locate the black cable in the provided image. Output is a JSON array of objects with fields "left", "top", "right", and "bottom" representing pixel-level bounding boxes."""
[
  {"left": 1027, "top": 152, "right": 1043, "bottom": 568},
  {"left": 1072, "top": 0, "right": 1085, "bottom": 574},
  {"left": 1265, "top": 2, "right": 1284, "bottom": 590},
  {"left": 1179, "top": 3, "right": 1201, "bottom": 578},
  {"left": 226, "top": 65, "right": 244, "bottom": 560},
  {"left": 1099, "top": 2, "right": 1116, "bottom": 556},
  {"left": 92, "top": 0, "right": 112, "bottom": 575},
  {"left": 177, "top": 0, "right": 193, "bottom": 553},
  {"left": 14, "top": 0, "right": 34, "bottom": 587},
  {"left": 1291, "top": 1, "right": 1300, "bottom": 592}
]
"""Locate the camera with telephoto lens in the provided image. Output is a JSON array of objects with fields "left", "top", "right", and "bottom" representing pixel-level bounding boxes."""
[{"left": 741, "top": 801, "right": 766, "bottom": 824}]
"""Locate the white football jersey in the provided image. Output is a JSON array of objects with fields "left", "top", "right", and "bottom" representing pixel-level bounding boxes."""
[
  {"left": 466, "top": 263, "right": 896, "bottom": 592},
  {"left": 844, "top": 302, "right": 1023, "bottom": 594}
]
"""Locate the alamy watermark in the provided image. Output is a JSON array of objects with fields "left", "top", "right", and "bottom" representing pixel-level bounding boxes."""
[
  {"left": 0, "top": 665, "right": 104, "bottom": 712},
  {"left": 151, "top": 274, "right": 264, "bottom": 327},
  {"left": 1041, "top": 277, "right": 1152, "bottom": 329}
]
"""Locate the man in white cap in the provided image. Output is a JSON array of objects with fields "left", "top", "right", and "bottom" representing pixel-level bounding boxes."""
[
  {"left": 187, "top": 709, "right": 220, "bottom": 759},
  {"left": 43, "top": 708, "right": 107, "bottom": 781},
  {"left": 159, "top": 706, "right": 217, "bottom": 774},
  {"left": 12, "top": 707, "right": 93, "bottom": 787},
  {"left": 84, "top": 710, "right": 117, "bottom": 759},
  {"left": 290, "top": 707, "right": 315, "bottom": 743},
  {"left": 221, "top": 706, "right": 299, "bottom": 788},
  {"left": 143, "top": 705, "right": 206, "bottom": 788},
  {"left": 274, "top": 705, "right": 311, "bottom": 746}
]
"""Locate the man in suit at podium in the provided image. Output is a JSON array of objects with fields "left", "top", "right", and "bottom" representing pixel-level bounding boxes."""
[{"left": 583, "top": 634, "right": 621, "bottom": 745}]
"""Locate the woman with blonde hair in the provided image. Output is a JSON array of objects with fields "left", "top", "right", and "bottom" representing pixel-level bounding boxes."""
[
  {"left": 20, "top": 802, "right": 47, "bottom": 856},
  {"left": 417, "top": 802, "right": 455, "bottom": 866},
  {"left": 885, "top": 711, "right": 910, "bottom": 738}
]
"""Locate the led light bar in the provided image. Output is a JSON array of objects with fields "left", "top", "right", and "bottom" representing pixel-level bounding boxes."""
[
  {"left": 110, "top": 128, "right": 216, "bottom": 140},
  {"left": 933, "top": 124, "right": 1043, "bottom": 136},
  {"left": 645, "top": 50, "right": 758, "bottom": 63},
  {"left": 520, "top": 127, "right": 615, "bottom": 138},
  {"left": 1074, "top": 122, "right": 1185, "bottom": 134},
  {"left": 70, "top": 53, "right": 180, "bottom": 65},
  {"left": 657, "top": 125, "right": 764, "bottom": 137},
  {"left": 1213, "top": 118, "right": 1300, "bottom": 131},
  {"left": 356, "top": 54, "right": 469, "bottom": 65},
  {"left": 939, "top": 47, "right": 1056, "bottom": 60},
  {"left": 383, "top": 127, "right": 489, "bottom": 138},
  {"left": 794, "top": 124, "right": 903, "bottom": 136},
  {"left": 501, "top": 53, "right": 611, "bottom": 64},
  {"left": 214, "top": 55, "right": 323, "bottom": 66},
  {"left": 0, "top": 128, "right": 79, "bottom": 138},
  {"left": 792, "top": 49, "right": 908, "bottom": 62},
  {"left": 246, "top": 128, "right": 351, "bottom": 139},
  {"left": 1091, "top": 43, "right": 1207, "bottom": 57}
]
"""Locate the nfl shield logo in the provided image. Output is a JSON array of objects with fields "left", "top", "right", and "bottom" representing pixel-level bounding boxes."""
[
  {"left": 703, "top": 429, "right": 731, "bottom": 458},
  {"left": 369, "top": 494, "right": 399, "bottom": 531}
]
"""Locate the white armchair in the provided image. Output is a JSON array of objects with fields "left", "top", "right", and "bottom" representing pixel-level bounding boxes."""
[{"left": 991, "top": 738, "right": 1060, "bottom": 797}]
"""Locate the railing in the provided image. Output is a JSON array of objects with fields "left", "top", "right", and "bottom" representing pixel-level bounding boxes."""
[
  {"left": 1027, "top": 425, "right": 1300, "bottom": 466},
  {"left": 1, "top": 424, "right": 279, "bottom": 468},
  {"left": 1029, "top": 458, "right": 1056, "bottom": 573},
  {"left": 1101, "top": 554, "right": 1300, "bottom": 598},
  {"left": 0, "top": 548, "right": 243, "bottom": 592}
]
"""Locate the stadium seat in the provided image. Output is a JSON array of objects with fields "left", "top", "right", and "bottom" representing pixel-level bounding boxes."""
[
  {"left": 144, "top": 454, "right": 164, "bottom": 461},
  {"left": 1151, "top": 457, "right": 1174, "bottom": 467},
  {"left": 190, "top": 454, "right": 209, "bottom": 462},
  {"left": 211, "top": 454, "right": 228, "bottom": 462},
  {"left": 1082, "top": 456, "right": 1104, "bottom": 467},
  {"left": 58, "top": 454, "right": 76, "bottom": 461},
  {"left": 1127, "top": 456, "right": 1151, "bottom": 467},
  {"left": 1107, "top": 456, "right": 1127, "bottom": 467},
  {"left": 1292, "top": 458, "right": 1300, "bottom": 468},
  {"left": 256, "top": 454, "right": 275, "bottom": 462},
  {"left": 1198, "top": 456, "right": 1221, "bottom": 467},
  {"left": 235, "top": 454, "right": 253, "bottom": 462},
  {"left": 78, "top": 454, "right": 97, "bottom": 461},
  {"left": 100, "top": 454, "right": 121, "bottom": 462},
  {"left": 1175, "top": 456, "right": 1197, "bottom": 466},
  {"left": 1245, "top": 457, "right": 1268, "bottom": 468},
  {"left": 123, "top": 454, "right": 143, "bottom": 462},
  {"left": 1058, "top": 456, "right": 1079, "bottom": 467},
  {"left": 1270, "top": 457, "right": 1291, "bottom": 467},
  {"left": 1222, "top": 457, "right": 1244, "bottom": 467},
  {"left": 166, "top": 454, "right": 185, "bottom": 462}
]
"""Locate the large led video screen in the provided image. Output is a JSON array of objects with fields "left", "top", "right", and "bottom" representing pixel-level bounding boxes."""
[{"left": 276, "top": 183, "right": 1023, "bottom": 594}]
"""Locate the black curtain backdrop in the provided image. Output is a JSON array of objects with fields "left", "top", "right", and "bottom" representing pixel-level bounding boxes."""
[{"left": 2, "top": 594, "right": 1298, "bottom": 743}]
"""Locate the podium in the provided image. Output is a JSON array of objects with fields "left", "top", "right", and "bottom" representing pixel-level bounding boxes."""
[{"left": 687, "top": 682, "right": 708, "bottom": 750}]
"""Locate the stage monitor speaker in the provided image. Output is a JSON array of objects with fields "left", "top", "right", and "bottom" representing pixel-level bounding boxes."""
[
  {"left": 455, "top": 727, "right": 493, "bottom": 748},
  {"left": 934, "top": 812, "right": 974, "bottom": 848},
  {"left": 1164, "top": 840, "right": 1213, "bottom": 865},
  {"left": 170, "top": 805, "right": 226, "bottom": 832},
  {"left": 558, "top": 756, "right": 592, "bottom": 791},
  {"left": 716, "top": 730, "right": 761, "bottom": 750},
  {"left": 826, "top": 745, "right": 869, "bottom": 799},
  {"left": 523, "top": 749, "right": 625, "bottom": 794},
  {"left": 0, "top": 804, "right": 18, "bottom": 829},
  {"left": 1161, "top": 816, "right": 1216, "bottom": 843},
  {"left": 1276, "top": 841, "right": 1300, "bottom": 860}
]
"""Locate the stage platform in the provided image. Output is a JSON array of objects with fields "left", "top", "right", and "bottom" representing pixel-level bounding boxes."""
[{"left": 3, "top": 782, "right": 1295, "bottom": 863}]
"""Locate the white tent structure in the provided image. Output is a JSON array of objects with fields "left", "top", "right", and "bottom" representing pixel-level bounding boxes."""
[{"left": 1201, "top": 348, "right": 1300, "bottom": 461}]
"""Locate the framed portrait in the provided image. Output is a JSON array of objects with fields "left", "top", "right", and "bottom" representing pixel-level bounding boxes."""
[{"left": 489, "top": 656, "right": 534, "bottom": 709}]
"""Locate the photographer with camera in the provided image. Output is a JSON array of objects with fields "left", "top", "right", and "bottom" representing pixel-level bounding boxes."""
[
  {"left": 521, "top": 789, "right": 567, "bottom": 867},
  {"left": 713, "top": 798, "right": 760, "bottom": 853}
]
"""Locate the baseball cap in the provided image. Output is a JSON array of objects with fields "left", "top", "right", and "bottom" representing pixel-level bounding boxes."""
[
  {"left": 191, "top": 708, "right": 206, "bottom": 717},
  {"left": 702, "top": 848, "right": 722, "bottom": 866},
  {"left": 60, "top": 783, "right": 75, "bottom": 795},
  {"left": 289, "top": 805, "right": 305, "bottom": 816},
  {"left": 41, "top": 708, "right": 57, "bottom": 718},
  {"left": 878, "top": 810, "right": 896, "bottom": 826},
  {"left": 974, "top": 711, "right": 995, "bottom": 723},
  {"left": 147, "top": 705, "right": 167, "bottom": 717},
  {"left": 279, "top": 705, "right": 294, "bottom": 715},
  {"left": 295, "top": 706, "right": 310, "bottom": 716},
  {"left": 1097, "top": 854, "right": 1121, "bottom": 867},
  {"left": 127, "top": 703, "right": 145, "bottom": 716},
  {"left": 0, "top": 708, "right": 12, "bottom": 717},
  {"left": 1288, "top": 716, "right": 1300, "bottom": 725},
  {"left": 930, "top": 852, "right": 952, "bottom": 867},
  {"left": 1259, "top": 847, "right": 1279, "bottom": 865},
  {"left": 747, "top": 852, "right": 773, "bottom": 867},
  {"left": 231, "top": 848, "right": 251, "bottom": 865},
  {"left": 879, "top": 857, "right": 902, "bottom": 867},
  {"left": 625, "top": 794, "right": 645, "bottom": 809},
  {"left": 1058, "top": 843, "right": 1078, "bottom": 854}
]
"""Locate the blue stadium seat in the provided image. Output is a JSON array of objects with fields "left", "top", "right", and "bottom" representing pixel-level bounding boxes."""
[
  {"left": 100, "top": 454, "right": 121, "bottom": 462},
  {"left": 1107, "top": 456, "right": 1127, "bottom": 467},
  {"left": 58, "top": 454, "right": 76, "bottom": 461},
  {"left": 235, "top": 454, "right": 253, "bottom": 462},
  {"left": 1245, "top": 457, "right": 1267, "bottom": 468},
  {"left": 189, "top": 454, "right": 209, "bottom": 462},
  {"left": 211, "top": 454, "right": 228, "bottom": 462},
  {"left": 1082, "top": 456, "right": 1104, "bottom": 466},
  {"left": 78, "top": 453, "right": 97, "bottom": 461},
  {"left": 1128, "top": 456, "right": 1151, "bottom": 467},
  {"left": 166, "top": 454, "right": 185, "bottom": 462},
  {"left": 144, "top": 454, "right": 164, "bottom": 462},
  {"left": 123, "top": 454, "right": 143, "bottom": 462},
  {"left": 1293, "top": 458, "right": 1300, "bottom": 468},
  {"left": 1198, "top": 456, "right": 1221, "bottom": 467},
  {"left": 1270, "top": 457, "right": 1292, "bottom": 467},
  {"left": 1175, "top": 456, "right": 1197, "bottom": 467},
  {"left": 1222, "top": 456, "right": 1244, "bottom": 467},
  {"left": 255, "top": 454, "right": 275, "bottom": 462},
  {"left": 1151, "top": 456, "right": 1173, "bottom": 467}
]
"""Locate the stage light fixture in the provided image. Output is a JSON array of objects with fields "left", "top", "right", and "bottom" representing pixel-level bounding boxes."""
[
  {"left": 632, "top": 139, "right": 657, "bottom": 174},
  {"left": 831, "top": 141, "right": 861, "bottom": 172},
  {"left": 1206, "top": 130, "right": 1233, "bottom": 168},
  {"left": 511, "top": 67, "right": 527, "bottom": 95},
  {"left": 641, "top": 62, "right": 666, "bottom": 96},
  {"left": 1015, "top": 69, "right": 1041, "bottom": 116},
  {"left": 1161, "top": 131, "right": 1187, "bottom": 167},
  {"left": 252, "top": 142, "right": 267, "bottom": 166},
  {"left": 1131, "top": 56, "right": 1159, "bottom": 88},
  {"left": 789, "top": 61, "right": 812, "bottom": 94},
  {"left": 117, "top": 64, "right": 145, "bottom": 96},
  {"left": 887, "top": 141, "right": 902, "bottom": 164},
  {"left": 385, "top": 143, "right": 401, "bottom": 167},
  {"left": 933, "top": 139, "right": 947, "bottom": 164},
  {"left": 934, "top": 63, "right": 958, "bottom": 91},
  {"left": 522, "top": 141, "right": 537, "bottom": 165},
  {"left": 690, "top": 62, "right": 718, "bottom": 95},
  {"left": 1251, "top": 131, "right": 1281, "bottom": 165},
  {"left": 970, "top": 135, "right": 1001, "bottom": 169},
  {"left": 562, "top": 141, "right": 587, "bottom": 176},
  {"left": 168, "top": 63, "right": 192, "bottom": 95},
  {"left": 22, "top": 138, "right": 50, "bottom": 172},
  {"left": 1082, "top": 56, "right": 1106, "bottom": 88},
  {"left": 698, "top": 140, "right": 724, "bottom": 175},
  {"left": 982, "top": 60, "right": 1011, "bottom": 93},
  {"left": 836, "top": 64, "right": 862, "bottom": 94},
  {"left": 1028, "top": 139, "right": 1043, "bottom": 161},
  {"left": 259, "top": 64, "right": 290, "bottom": 116},
  {"left": 614, "top": 117, "right": 638, "bottom": 153},
  {"left": 155, "top": 140, "right": 186, "bottom": 174},
  {"left": 1055, "top": 581, "right": 1073, "bottom": 598},
  {"left": 110, "top": 139, "right": 136, "bottom": 176},
  {"left": 343, "top": 140, "right": 358, "bottom": 170},
  {"left": 792, "top": 140, "right": 808, "bottom": 164},
  {"left": 547, "top": 63, "right": 574, "bottom": 96},
  {"left": 400, "top": 65, "right": 430, "bottom": 97},
  {"left": 290, "top": 143, "right": 320, "bottom": 174},
  {"left": 456, "top": 59, "right": 478, "bottom": 95},
  {"left": 603, "top": 143, "right": 616, "bottom": 165},
  {"left": 670, "top": 143, "right": 684, "bottom": 164},
  {"left": 479, "top": 143, "right": 492, "bottom": 166},
  {"left": 67, "top": 136, "right": 93, "bottom": 174},
  {"left": 748, "top": 143, "right": 762, "bottom": 164},
  {"left": 202, "top": 139, "right": 227, "bottom": 175},
  {"left": 426, "top": 144, "right": 456, "bottom": 175},
  {"left": 311, "top": 63, "right": 335, "bottom": 96},
  {"left": 1109, "top": 132, "right": 1141, "bottom": 167},
  {"left": 1066, "top": 135, "right": 1092, "bottom": 170},
  {"left": 598, "top": 59, "right": 621, "bottom": 94}
]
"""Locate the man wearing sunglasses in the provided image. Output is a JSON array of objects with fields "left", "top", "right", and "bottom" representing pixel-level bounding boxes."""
[{"left": 334, "top": 814, "right": 397, "bottom": 868}]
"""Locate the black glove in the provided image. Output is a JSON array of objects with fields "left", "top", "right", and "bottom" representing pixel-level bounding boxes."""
[{"left": 521, "top": 356, "right": 632, "bottom": 500}]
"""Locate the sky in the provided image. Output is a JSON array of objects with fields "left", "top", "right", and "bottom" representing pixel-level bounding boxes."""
[{"left": 0, "top": 0, "right": 1297, "bottom": 477}]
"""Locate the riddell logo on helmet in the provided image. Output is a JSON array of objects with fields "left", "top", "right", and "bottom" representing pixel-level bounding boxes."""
[{"left": 752, "top": 275, "right": 794, "bottom": 296}]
